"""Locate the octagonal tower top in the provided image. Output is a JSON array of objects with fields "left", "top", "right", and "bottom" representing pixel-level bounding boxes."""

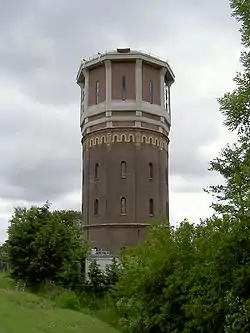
[
  {"left": 76, "top": 48, "right": 175, "bottom": 139},
  {"left": 76, "top": 48, "right": 175, "bottom": 85}
]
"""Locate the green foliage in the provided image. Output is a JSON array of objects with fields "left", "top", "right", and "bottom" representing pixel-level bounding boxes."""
[
  {"left": 206, "top": 0, "right": 250, "bottom": 217},
  {"left": 104, "top": 258, "right": 121, "bottom": 287},
  {"left": 0, "top": 242, "right": 8, "bottom": 271},
  {"left": 114, "top": 216, "right": 250, "bottom": 332},
  {"left": 7, "top": 202, "right": 88, "bottom": 288},
  {"left": 224, "top": 293, "right": 250, "bottom": 332},
  {"left": 54, "top": 289, "right": 80, "bottom": 311},
  {"left": 87, "top": 259, "right": 107, "bottom": 296},
  {"left": 86, "top": 257, "right": 121, "bottom": 298}
]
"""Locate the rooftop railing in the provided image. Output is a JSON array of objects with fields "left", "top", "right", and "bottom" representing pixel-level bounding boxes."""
[
  {"left": 80, "top": 49, "right": 172, "bottom": 67},
  {"left": 77, "top": 49, "right": 174, "bottom": 81}
]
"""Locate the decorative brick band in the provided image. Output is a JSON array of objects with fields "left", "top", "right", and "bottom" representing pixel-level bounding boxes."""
[{"left": 82, "top": 129, "right": 169, "bottom": 151}]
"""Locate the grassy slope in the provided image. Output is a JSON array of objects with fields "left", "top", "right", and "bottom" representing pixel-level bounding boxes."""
[{"left": 0, "top": 274, "right": 120, "bottom": 333}]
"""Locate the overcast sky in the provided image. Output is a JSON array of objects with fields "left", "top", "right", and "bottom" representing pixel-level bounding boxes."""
[{"left": 0, "top": 0, "right": 242, "bottom": 242}]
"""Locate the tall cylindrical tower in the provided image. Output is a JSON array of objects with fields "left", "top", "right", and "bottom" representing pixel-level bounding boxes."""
[{"left": 77, "top": 48, "right": 175, "bottom": 254}]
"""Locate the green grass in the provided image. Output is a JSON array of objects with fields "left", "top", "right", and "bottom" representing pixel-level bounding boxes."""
[{"left": 0, "top": 273, "right": 121, "bottom": 333}]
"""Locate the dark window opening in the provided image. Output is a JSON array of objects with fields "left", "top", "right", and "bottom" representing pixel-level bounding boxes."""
[
  {"left": 149, "top": 162, "right": 153, "bottom": 179},
  {"left": 149, "top": 80, "right": 154, "bottom": 104},
  {"left": 94, "top": 163, "right": 99, "bottom": 180},
  {"left": 121, "top": 197, "right": 126, "bottom": 215},
  {"left": 164, "top": 82, "right": 169, "bottom": 111},
  {"left": 94, "top": 199, "right": 99, "bottom": 216},
  {"left": 121, "top": 161, "right": 126, "bottom": 178},
  {"left": 122, "top": 76, "right": 126, "bottom": 100},
  {"left": 149, "top": 198, "right": 154, "bottom": 216},
  {"left": 95, "top": 81, "right": 100, "bottom": 104},
  {"left": 81, "top": 87, "right": 85, "bottom": 111}
]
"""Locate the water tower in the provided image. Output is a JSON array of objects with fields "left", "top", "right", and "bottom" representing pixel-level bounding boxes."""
[{"left": 76, "top": 48, "right": 175, "bottom": 254}]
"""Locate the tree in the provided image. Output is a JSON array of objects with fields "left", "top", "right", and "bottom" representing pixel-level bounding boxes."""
[
  {"left": 114, "top": 215, "right": 250, "bottom": 333},
  {"left": 7, "top": 202, "right": 88, "bottom": 288},
  {"left": 87, "top": 259, "right": 107, "bottom": 297},
  {"left": 0, "top": 242, "right": 8, "bottom": 271},
  {"left": 115, "top": 219, "right": 197, "bottom": 333},
  {"left": 206, "top": 0, "right": 250, "bottom": 218},
  {"left": 104, "top": 257, "right": 121, "bottom": 288}
]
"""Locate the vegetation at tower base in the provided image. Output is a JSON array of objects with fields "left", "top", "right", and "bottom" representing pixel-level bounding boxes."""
[
  {"left": 113, "top": 216, "right": 250, "bottom": 332},
  {"left": 86, "top": 257, "right": 121, "bottom": 297},
  {"left": 7, "top": 202, "right": 88, "bottom": 289},
  {"left": 205, "top": 0, "right": 250, "bottom": 218}
]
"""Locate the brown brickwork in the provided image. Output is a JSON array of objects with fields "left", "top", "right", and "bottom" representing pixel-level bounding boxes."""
[
  {"left": 82, "top": 129, "right": 169, "bottom": 254},
  {"left": 88, "top": 65, "right": 106, "bottom": 106},
  {"left": 142, "top": 63, "right": 161, "bottom": 105},
  {"left": 112, "top": 61, "right": 136, "bottom": 100}
]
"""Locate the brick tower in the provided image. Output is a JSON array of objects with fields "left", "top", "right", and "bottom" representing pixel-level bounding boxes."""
[{"left": 76, "top": 48, "right": 175, "bottom": 254}]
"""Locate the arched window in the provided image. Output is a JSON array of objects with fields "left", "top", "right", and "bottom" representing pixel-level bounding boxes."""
[
  {"left": 94, "top": 163, "right": 99, "bottom": 179},
  {"left": 149, "top": 198, "right": 154, "bottom": 216},
  {"left": 121, "top": 197, "right": 126, "bottom": 215},
  {"left": 149, "top": 162, "right": 153, "bottom": 179},
  {"left": 121, "top": 161, "right": 126, "bottom": 178},
  {"left": 94, "top": 199, "right": 99, "bottom": 216}
]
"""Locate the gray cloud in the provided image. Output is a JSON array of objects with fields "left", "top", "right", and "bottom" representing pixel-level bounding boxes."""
[
  {"left": 0, "top": 86, "right": 81, "bottom": 201},
  {"left": 0, "top": 0, "right": 239, "bottom": 105},
  {"left": 0, "top": 0, "right": 241, "bottom": 236}
]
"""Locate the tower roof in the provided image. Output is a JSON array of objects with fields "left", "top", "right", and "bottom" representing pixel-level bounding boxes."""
[{"left": 76, "top": 48, "right": 175, "bottom": 85}]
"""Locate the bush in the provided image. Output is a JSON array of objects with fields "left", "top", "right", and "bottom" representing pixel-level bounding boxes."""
[{"left": 54, "top": 290, "right": 80, "bottom": 311}]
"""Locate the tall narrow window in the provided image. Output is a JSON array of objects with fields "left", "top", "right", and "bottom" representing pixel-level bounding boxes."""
[
  {"left": 164, "top": 82, "right": 168, "bottom": 112},
  {"left": 149, "top": 198, "right": 154, "bottom": 216},
  {"left": 121, "top": 161, "right": 126, "bottom": 178},
  {"left": 121, "top": 197, "right": 126, "bottom": 215},
  {"left": 95, "top": 81, "right": 100, "bottom": 104},
  {"left": 81, "top": 86, "right": 85, "bottom": 111},
  {"left": 149, "top": 80, "right": 154, "bottom": 104},
  {"left": 149, "top": 162, "right": 153, "bottom": 179},
  {"left": 94, "top": 163, "right": 99, "bottom": 180},
  {"left": 121, "top": 76, "right": 126, "bottom": 100},
  {"left": 94, "top": 199, "right": 99, "bottom": 216}
]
